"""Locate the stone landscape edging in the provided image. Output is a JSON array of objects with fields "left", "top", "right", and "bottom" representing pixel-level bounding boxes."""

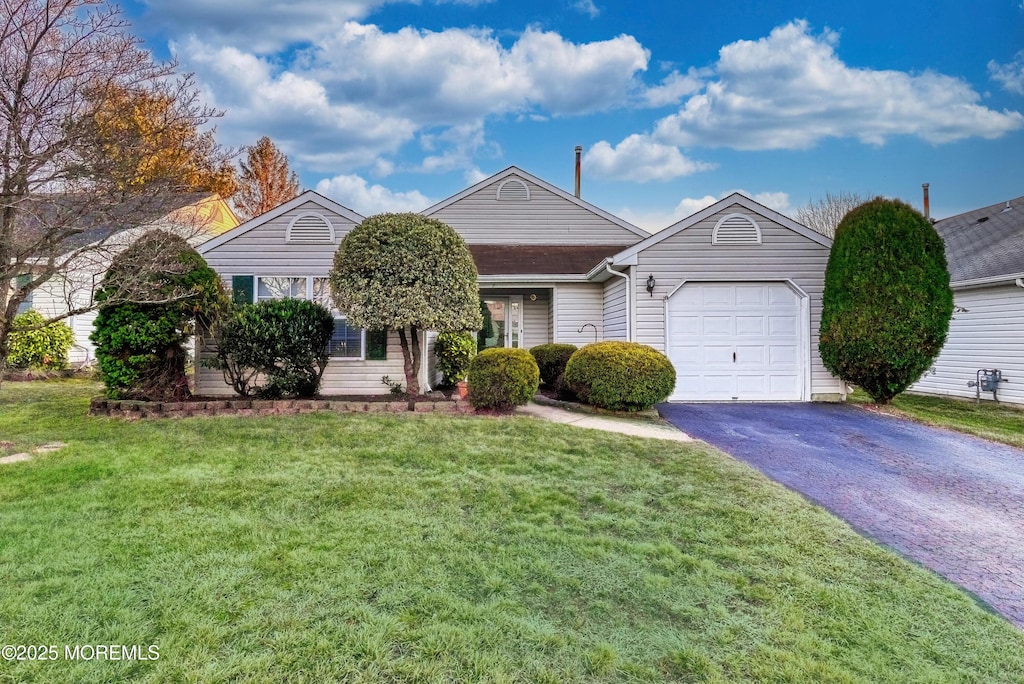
[{"left": 89, "top": 397, "right": 474, "bottom": 419}]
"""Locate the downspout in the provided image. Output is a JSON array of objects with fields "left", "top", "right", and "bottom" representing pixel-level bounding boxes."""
[{"left": 604, "top": 262, "right": 631, "bottom": 342}]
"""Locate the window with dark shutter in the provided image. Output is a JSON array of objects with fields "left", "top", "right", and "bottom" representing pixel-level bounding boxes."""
[
  {"left": 231, "top": 275, "right": 254, "bottom": 305},
  {"left": 366, "top": 329, "right": 388, "bottom": 360}
]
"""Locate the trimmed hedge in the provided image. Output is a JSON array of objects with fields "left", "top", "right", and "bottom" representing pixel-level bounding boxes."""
[
  {"left": 563, "top": 341, "right": 675, "bottom": 411},
  {"left": 529, "top": 343, "right": 578, "bottom": 386},
  {"left": 467, "top": 347, "right": 539, "bottom": 410}
]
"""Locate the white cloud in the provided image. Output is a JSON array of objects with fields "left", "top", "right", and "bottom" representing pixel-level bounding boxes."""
[
  {"left": 617, "top": 189, "right": 793, "bottom": 232},
  {"left": 573, "top": 0, "right": 600, "bottom": 18},
  {"left": 653, "top": 20, "right": 1024, "bottom": 150},
  {"left": 175, "top": 23, "right": 650, "bottom": 175},
  {"left": 583, "top": 135, "right": 714, "bottom": 182},
  {"left": 643, "top": 68, "right": 707, "bottom": 107},
  {"left": 989, "top": 51, "right": 1024, "bottom": 95},
  {"left": 315, "top": 175, "right": 433, "bottom": 215}
]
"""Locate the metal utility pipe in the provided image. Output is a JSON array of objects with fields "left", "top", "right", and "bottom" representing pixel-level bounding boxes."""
[
  {"left": 574, "top": 146, "right": 582, "bottom": 198},
  {"left": 922, "top": 183, "right": 930, "bottom": 220}
]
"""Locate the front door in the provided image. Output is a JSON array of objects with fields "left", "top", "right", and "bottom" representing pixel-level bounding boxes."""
[{"left": 479, "top": 296, "right": 523, "bottom": 350}]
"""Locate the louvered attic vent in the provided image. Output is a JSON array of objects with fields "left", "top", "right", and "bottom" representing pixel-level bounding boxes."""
[
  {"left": 712, "top": 213, "right": 762, "bottom": 245},
  {"left": 496, "top": 178, "right": 530, "bottom": 201},
  {"left": 286, "top": 213, "right": 335, "bottom": 243}
]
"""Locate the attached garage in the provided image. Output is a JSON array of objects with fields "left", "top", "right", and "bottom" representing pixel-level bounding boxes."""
[
  {"left": 600, "top": 192, "right": 845, "bottom": 403},
  {"left": 666, "top": 281, "right": 807, "bottom": 401}
]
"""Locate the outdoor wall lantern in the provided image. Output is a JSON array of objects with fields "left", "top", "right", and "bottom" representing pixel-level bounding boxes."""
[{"left": 646, "top": 274, "right": 656, "bottom": 296}]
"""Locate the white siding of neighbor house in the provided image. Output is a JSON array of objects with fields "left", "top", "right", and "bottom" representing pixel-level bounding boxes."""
[
  {"left": 908, "top": 284, "right": 1024, "bottom": 406},
  {"left": 197, "top": 200, "right": 409, "bottom": 395},
  {"left": 603, "top": 276, "right": 628, "bottom": 341},
  {"left": 555, "top": 283, "right": 604, "bottom": 346},
  {"left": 428, "top": 175, "right": 641, "bottom": 245},
  {"left": 633, "top": 204, "right": 844, "bottom": 399}
]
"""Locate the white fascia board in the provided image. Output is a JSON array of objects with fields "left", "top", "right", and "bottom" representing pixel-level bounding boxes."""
[
  {"left": 951, "top": 272, "right": 1024, "bottom": 289},
  {"left": 421, "top": 166, "right": 650, "bottom": 239},
  {"left": 610, "top": 192, "right": 831, "bottom": 264},
  {"left": 198, "top": 190, "right": 365, "bottom": 254}
]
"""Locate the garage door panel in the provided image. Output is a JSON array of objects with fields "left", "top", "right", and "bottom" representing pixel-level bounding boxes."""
[
  {"left": 668, "top": 282, "right": 805, "bottom": 401},
  {"left": 735, "top": 315, "right": 765, "bottom": 335}
]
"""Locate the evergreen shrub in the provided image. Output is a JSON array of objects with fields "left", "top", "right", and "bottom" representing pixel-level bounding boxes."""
[
  {"left": 563, "top": 341, "right": 675, "bottom": 411},
  {"left": 467, "top": 347, "right": 539, "bottom": 410}
]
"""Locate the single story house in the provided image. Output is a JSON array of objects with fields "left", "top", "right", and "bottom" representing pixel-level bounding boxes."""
[
  {"left": 196, "top": 167, "right": 844, "bottom": 401},
  {"left": 909, "top": 195, "right": 1024, "bottom": 405},
  {"left": 17, "top": 193, "right": 238, "bottom": 365}
]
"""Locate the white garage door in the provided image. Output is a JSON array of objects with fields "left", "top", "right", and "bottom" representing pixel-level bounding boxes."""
[{"left": 667, "top": 282, "right": 804, "bottom": 401}]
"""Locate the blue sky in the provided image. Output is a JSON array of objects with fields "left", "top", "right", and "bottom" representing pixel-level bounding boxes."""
[{"left": 122, "top": 0, "right": 1024, "bottom": 228}]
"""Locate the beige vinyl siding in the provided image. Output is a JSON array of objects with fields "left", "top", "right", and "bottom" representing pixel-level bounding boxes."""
[
  {"left": 603, "top": 276, "right": 628, "bottom": 341},
  {"left": 633, "top": 204, "right": 843, "bottom": 398},
  {"left": 523, "top": 292, "right": 551, "bottom": 348},
  {"left": 555, "top": 283, "right": 604, "bottom": 346},
  {"left": 908, "top": 284, "right": 1024, "bottom": 405},
  {"left": 429, "top": 176, "right": 639, "bottom": 245}
]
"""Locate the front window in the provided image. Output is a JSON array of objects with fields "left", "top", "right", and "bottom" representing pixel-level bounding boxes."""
[{"left": 257, "top": 276, "right": 304, "bottom": 301}]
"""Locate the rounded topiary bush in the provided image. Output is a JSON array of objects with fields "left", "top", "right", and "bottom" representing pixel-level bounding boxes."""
[
  {"left": 563, "top": 341, "right": 676, "bottom": 411},
  {"left": 819, "top": 197, "right": 953, "bottom": 404},
  {"left": 529, "top": 343, "right": 578, "bottom": 387},
  {"left": 467, "top": 347, "right": 539, "bottom": 410}
]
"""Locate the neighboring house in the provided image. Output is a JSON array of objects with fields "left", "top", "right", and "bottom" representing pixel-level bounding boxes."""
[
  {"left": 196, "top": 167, "right": 844, "bottom": 401},
  {"left": 909, "top": 196, "right": 1024, "bottom": 405},
  {"left": 17, "top": 193, "right": 238, "bottom": 365}
]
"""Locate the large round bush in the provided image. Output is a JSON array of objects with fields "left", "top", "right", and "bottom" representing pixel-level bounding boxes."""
[
  {"left": 563, "top": 341, "right": 675, "bottom": 411},
  {"left": 467, "top": 347, "right": 539, "bottom": 410},
  {"left": 819, "top": 198, "right": 953, "bottom": 403},
  {"left": 529, "top": 343, "right": 578, "bottom": 387}
]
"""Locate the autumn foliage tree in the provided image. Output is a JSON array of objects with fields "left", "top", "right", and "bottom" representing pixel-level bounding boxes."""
[
  {"left": 233, "top": 136, "right": 301, "bottom": 220},
  {"left": 330, "top": 213, "right": 482, "bottom": 395},
  {"left": 0, "top": 0, "right": 234, "bottom": 382}
]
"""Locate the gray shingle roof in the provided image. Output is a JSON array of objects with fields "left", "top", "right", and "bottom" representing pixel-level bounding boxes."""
[{"left": 933, "top": 195, "right": 1024, "bottom": 284}]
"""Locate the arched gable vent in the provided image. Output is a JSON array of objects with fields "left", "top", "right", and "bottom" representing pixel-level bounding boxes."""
[
  {"left": 712, "top": 213, "right": 762, "bottom": 246},
  {"left": 496, "top": 178, "right": 530, "bottom": 201},
  {"left": 286, "top": 213, "right": 335, "bottom": 243}
]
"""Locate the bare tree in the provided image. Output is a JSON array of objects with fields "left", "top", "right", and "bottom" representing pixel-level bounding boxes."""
[
  {"left": 1, "top": 0, "right": 232, "bottom": 381},
  {"left": 796, "top": 191, "right": 870, "bottom": 238},
  {"left": 233, "top": 136, "right": 301, "bottom": 220}
]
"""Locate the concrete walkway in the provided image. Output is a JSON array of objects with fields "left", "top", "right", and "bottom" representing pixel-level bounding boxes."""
[{"left": 518, "top": 402, "right": 692, "bottom": 441}]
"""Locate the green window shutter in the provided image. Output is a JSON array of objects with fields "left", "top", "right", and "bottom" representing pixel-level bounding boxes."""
[
  {"left": 366, "top": 329, "right": 388, "bottom": 360},
  {"left": 232, "top": 275, "right": 254, "bottom": 305},
  {"left": 16, "top": 274, "right": 31, "bottom": 288}
]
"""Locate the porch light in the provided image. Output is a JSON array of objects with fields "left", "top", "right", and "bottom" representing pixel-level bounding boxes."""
[{"left": 646, "top": 274, "right": 656, "bottom": 296}]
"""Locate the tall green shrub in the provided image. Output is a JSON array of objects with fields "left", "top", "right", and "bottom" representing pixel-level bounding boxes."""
[
  {"left": 435, "top": 331, "right": 476, "bottom": 385},
  {"left": 819, "top": 198, "right": 953, "bottom": 404},
  {"left": 564, "top": 341, "right": 675, "bottom": 411},
  {"left": 92, "top": 231, "right": 224, "bottom": 401},
  {"left": 5, "top": 311, "right": 74, "bottom": 370}
]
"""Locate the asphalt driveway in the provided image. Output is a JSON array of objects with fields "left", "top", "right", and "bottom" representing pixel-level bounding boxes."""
[{"left": 658, "top": 402, "right": 1024, "bottom": 628}]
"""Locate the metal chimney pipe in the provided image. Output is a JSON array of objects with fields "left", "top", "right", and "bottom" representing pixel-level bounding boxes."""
[
  {"left": 922, "top": 183, "right": 930, "bottom": 220},
  {"left": 574, "top": 146, "right": 582, "bottom": 198}
]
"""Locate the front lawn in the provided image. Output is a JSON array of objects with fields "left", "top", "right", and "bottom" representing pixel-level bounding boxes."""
[
  {"left": 2, "top": 381, "right": 1023, "bottom": 682},
  {"left": 850, "top": 390, "right": 1024, "bottom": 449}
]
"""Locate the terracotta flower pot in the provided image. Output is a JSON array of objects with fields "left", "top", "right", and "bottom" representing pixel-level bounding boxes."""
[{"left": 455, "top": 381, "right": 469, "bottom": 400}]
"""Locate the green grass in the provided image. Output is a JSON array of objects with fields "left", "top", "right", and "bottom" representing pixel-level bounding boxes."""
[
  {"left": 2, "top": 381, "right": 1023, "bottom": 683},
  {"left": 850, "top": 389, "right": 1024, "bottom": 449}
]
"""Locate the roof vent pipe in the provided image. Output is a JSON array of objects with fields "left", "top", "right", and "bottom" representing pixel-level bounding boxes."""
[
  {"left": 922, "top": 183, "right": 930, "bottom": 220},
  {"left": 574, "top": 146, "right": 582, "bottom": 198}
]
